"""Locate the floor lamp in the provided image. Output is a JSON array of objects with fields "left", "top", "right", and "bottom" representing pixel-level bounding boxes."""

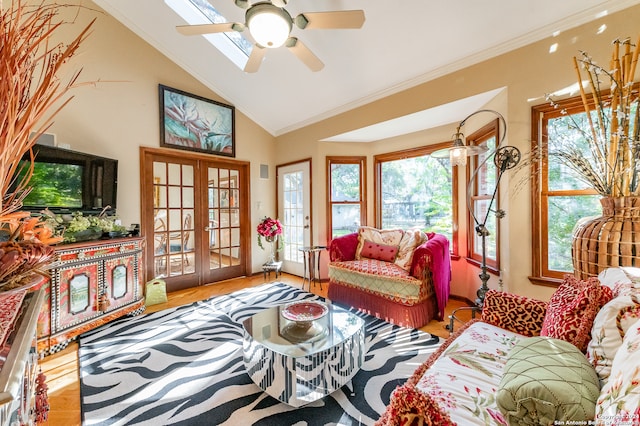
[{"left": 431, "top": 109, "right": 521, "bottom": 332}]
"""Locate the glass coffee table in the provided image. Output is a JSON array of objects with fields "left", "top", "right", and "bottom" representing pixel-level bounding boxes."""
[{"left": 242, "top": 300, "right": 365, "bottom": 407}]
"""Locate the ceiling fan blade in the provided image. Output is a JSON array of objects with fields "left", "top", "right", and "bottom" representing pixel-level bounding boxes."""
[
  {"left": 286, "top": 37, "right": 324, "bottom": 72},
  {"left": 176, "top": 22, "right": 243, "bottom": 36},
  {"left": 295, "top": 10, "right": 365, "bottom": 30},
  {"left": 271, "top": 0, "right": 288, "bottom": 7},
  {"left": 244, "top": 45, "right": 266, "bottom": 73}
]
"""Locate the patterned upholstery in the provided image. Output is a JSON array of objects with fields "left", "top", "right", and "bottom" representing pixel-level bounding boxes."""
[
  {"left": 329, "top": 259, "right": 429, "bottom": 305},
  {"left": 481, "top": 289, "right": 547, "bottom": 337}
]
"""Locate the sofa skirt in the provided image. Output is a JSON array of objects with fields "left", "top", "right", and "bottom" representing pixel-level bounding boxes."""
[{"left": 328, "top": 280, "right": 438, "bottom": 329}]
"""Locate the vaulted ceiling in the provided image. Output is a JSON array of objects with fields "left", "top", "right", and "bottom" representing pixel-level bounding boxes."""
[{"left": 93, "top": 0, "right": 640, "bottom": 137}]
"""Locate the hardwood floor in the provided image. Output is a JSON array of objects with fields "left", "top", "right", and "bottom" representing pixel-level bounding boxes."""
[{"left": 40, "top": 273, "right": 473, "bottom": 425}]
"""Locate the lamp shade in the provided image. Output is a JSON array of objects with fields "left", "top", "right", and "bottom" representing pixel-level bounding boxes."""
[
  {"left": 246, "top": 4, "right": 292, "bottom": 48},
  {"left": 431, "top": 134, "right": 488, "bottom": 166}
]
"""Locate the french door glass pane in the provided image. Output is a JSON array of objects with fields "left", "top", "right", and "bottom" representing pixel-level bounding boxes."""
[
  {"left": 207, "top": 166, "right": 241, "bottom": 270},
  {"left": 380, "top": 156, "right": 453, "bottom": 241},
  {"left": 283, "top": 171, "right": 304, "bottom": 263},
  {"left": 547, "top": 195, "right": 601, "bottom": 271},
  {"left": 153, "top": 162, "right": 195, "bottom": 277}
]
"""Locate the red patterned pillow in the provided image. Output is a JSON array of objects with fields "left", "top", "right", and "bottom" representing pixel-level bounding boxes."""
[
  {"left": 360, "top": 239, "right": 399, "bottom": 262},
  {"left": 540, "top": 275, "right": 613, "bottom": 352},
  {"left": 481, "top": 289, "right": 547, "bottom": 337}
]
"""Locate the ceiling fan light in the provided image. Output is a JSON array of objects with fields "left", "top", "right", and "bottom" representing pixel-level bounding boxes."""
[{"left": 247, "top": 5, "right": 292, "bottom": 48}]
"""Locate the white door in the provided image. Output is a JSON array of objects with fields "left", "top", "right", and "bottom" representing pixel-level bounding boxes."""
[{"left": 277, "top": 160, "right": 311, "bottom": 276}]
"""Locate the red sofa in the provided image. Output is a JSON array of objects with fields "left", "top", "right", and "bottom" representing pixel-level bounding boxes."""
[{"left": 327, "top": 229, "right": 451, "bottom": 328}]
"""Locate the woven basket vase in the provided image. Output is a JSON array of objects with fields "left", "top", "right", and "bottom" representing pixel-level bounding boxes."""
[{"left": 572, "top": 196, "right": 640, "bottom": 279}]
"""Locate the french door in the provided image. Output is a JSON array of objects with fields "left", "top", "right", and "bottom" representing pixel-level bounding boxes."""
[
  {"left": 141, "top": 147, "right": 250, "bottom": 292},
  {"left": 277, "top": 160, "right": 311, "bottom": 276}
]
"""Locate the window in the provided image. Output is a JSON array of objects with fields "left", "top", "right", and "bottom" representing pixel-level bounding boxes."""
[
  {"left": 467, "top": 120, "right": 499, "bottom": 272},
  {"left": 374, "top": 143, "right": 458, "bottom": 254},
  {"left": 531, "top": 96, "right": 602, "bottom": 284},
  {"left": 327, "top": 157, "right": 366, "bottom": 239},
  {"left": 166, "top": 0, "right": 253, "bottom": 70}
]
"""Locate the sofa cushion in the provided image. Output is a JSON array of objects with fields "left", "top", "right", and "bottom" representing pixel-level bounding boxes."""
[
  {"left": 496, "top": 336, "right": 599, "bottom": 424},
  {"left": 360, "top": 239, "right": 399, "bottom": 262},
  {"left": 355, "top": 226, "right": 404, "bottom": 260},
  {"left": 540, "top": 275, "right": 613, "bottom": 352},
  {"left": 395, "top": 230, "right": 428, "bottom": 271},
  {"left": 481, "top": 289, "right": 547, "bottom": 337},
  {"left": 595, "top": 319, "right": 640, "bottom": 423},
  {"left": 328, "top": 259, "right": 427, "bottom": 304},
  {"left": 587, "top": 294, "right": 640, "bottom": 384},
  {"left": 598, "top": 267, "right": 640, "bottom": 298}
]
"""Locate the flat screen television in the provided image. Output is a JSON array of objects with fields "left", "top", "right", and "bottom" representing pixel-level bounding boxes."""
[{"left": 18, "top": 145, "right": 118, "bottom": 214}]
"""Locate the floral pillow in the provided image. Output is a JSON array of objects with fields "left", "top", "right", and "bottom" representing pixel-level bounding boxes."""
[
  {"left": 355, "top": 226, "right": 404, "bottom": 260},
  {"left": 359, "top": 240, "right": 399, "bottom": 262},
  {"left": 598, "top": 267, "right": 640, "bottom": 297},
  {"left": 587, "top": 294, "right": 640, "bottom": 384},
  {"left": 540, "top": 275, "right": 613, "bottom": 352},
  {"left": 395, "top": 230, "right": 428, "bottom": 271},
  {"left": 595, "top": 319, "right": 640, "bottom": 424}
]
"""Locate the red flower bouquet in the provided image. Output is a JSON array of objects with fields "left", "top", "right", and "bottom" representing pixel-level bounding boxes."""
[{"left": 257, "top": 217, "right": 284, "bottom": 251}]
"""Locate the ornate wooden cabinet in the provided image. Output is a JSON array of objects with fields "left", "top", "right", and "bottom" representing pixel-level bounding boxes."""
[
  {"left": 36, "top": 237, "right": 145, "bottom": 355},
  {"left": 0, "top": 289, "right": 45, "bottom": 426}
]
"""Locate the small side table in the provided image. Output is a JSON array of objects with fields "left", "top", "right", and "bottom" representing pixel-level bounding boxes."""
[
  {"left": 299, "top": 246, "right": 327, "bottom": 291},
  {"left": 262, "top": 261, "right": 283, "bottom": 281}
]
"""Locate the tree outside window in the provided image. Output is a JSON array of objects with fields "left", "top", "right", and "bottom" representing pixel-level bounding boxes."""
[
  {"left": 327, "top": 157, "right": 366, "bottom": 239},
  {"left": 374, "top": 144, "right": 457, "bottom": 253},
  {"left": 467, "top": 120, "right": 499, "bottom": 272},
  {"left": 531, "top": 97, "right": 602, "bottom": 283}
]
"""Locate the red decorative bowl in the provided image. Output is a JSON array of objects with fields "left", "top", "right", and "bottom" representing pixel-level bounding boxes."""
[{"left": 281, "top": 300, "right": 328, "bottom": 323}]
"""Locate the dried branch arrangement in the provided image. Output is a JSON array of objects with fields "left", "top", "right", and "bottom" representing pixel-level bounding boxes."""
[
  {"left": 548, "top": 37, "right": 640, "bottom": 197},
  {"left": 0, "top": 0, "right": 94, "bottom": 218},
  {"left": 0, "top": 1, "right": 94, "bottom": 290}
]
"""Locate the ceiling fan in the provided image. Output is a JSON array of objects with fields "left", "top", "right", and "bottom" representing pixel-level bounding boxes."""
[{"left": 176, "top": 0, "right": 365, "bottom": 72}]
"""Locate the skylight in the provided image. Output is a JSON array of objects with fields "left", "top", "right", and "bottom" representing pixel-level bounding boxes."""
[{"left": 165, "top": 0, "right": 253, "bottom": 70}]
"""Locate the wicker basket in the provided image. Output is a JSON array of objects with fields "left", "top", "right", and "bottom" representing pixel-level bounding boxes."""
[{"left": 572, "top": 197, "right": 640, "bottom": 279}]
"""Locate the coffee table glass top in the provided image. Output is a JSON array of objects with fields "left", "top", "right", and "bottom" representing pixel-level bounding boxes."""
[{"left": 242, "top": 300, "right": 364, "bottom": 358}]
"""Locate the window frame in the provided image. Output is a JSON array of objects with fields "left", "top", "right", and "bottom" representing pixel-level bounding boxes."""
[
  {"left": 530, "top": 95, "right": 600, "bottom": 286},
  {"left": 373, "top": 142, "right": 459, "bottom": 256},
  {"left": 466, "top": 119, "right": 500, "bottom": 273},
  {"left": 326, "top": 156, "right": 367, "bottom": 240}
]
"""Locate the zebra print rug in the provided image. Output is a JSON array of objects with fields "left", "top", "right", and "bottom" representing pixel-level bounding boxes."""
[{"left": 79, "top": 282, "right": 442, "bottom": 426}]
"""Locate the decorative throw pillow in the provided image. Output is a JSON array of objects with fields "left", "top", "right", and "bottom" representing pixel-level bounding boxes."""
[
  {"left": 481, "top": 289, "right": 547, "bottom": 337},
  {"left": 587, "top": 294, "right": 640, "bottom": 384},
  {"left": 355, "top": 226, "right": 404, "bottom": 260},
  {"left": 540, "top": 274, "right": 613, "bottom": 352},
  {"left": 359, "top": 239, "right": 399, "bottom": 262},
  {"left": 395, "top": 230, "right": 428, "bottom": 271},
  {"left": 497, "top": 336, "right": 600, "bottom": 425},
  {"left": 595, "top": 319, "right": 640, "bottom": 424}
]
